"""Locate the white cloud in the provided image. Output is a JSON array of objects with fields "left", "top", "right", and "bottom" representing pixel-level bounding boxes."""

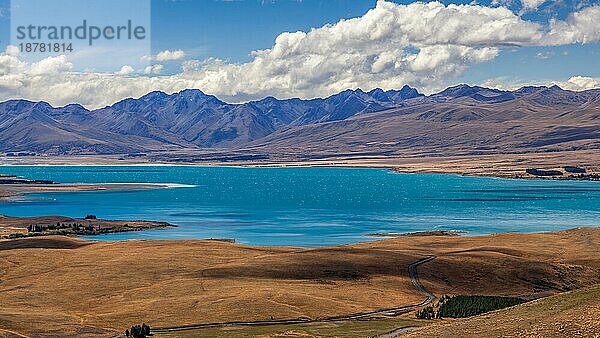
[
  {"left": 544, "top": 5, "right": 600, "bottom": 45},
  {"left": 28, "top": 55, "right": 73, "bottom": 76},
  {"left": 560, "top": 76, "right": 600, "bottom": 91},
  {"left": 181, "top": 59, "right": 204, "bottom": 72},
  {"left": 0, "top": 1, "right": 599, "bottom": 108},
  {"left": 155, "top": 49, "right": 186, "bottom": 61},
  {"left": 144, "top": 64, "right": 164, "bottom": 74},
  {"left": 116, "top": 65, "right": 135, "bottom": 75},
  {"left": 520, "top": 0, "right": 545, "bottom": 12},
  {"left": 480, "top": 75, "right": 600, "bottom": 92},
  {"left": 5, "top": 45, "right": 19, "bottom": 57},
  {"left": 142, "top": 50, "right": 187, "bottom": 62}
]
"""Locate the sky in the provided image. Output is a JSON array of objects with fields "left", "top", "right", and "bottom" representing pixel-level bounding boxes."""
[{"left": 0, "top": 0, "right": 599, "bottom": 108}]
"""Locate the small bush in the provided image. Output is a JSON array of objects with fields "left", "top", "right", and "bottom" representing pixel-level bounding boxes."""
[
  {"left": 416, "top": 306, "right": 435, "bottom": 319},
  {"left": 564, "top": 166, "right": 586, "bottom": 174},
  {"left": 126, "top": 323, "right": 151, "bottom": 338},
  {"left": 84, "top": 214, "right": 97, "bottom": 220},
  {"left": 526, "top": 168, "right": 563, "bottom": 176}
]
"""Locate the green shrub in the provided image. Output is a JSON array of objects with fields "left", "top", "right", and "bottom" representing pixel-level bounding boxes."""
[
  {"left": 126, "top": 323, "right": 151, "bottom": 338},
  {"left": 416, "top": 306, "right": 435, "bottom": 319}
]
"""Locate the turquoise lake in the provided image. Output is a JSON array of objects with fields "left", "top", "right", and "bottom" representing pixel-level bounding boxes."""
[{"left": 1, "top": 166, "right": 599, "bottom": 247}]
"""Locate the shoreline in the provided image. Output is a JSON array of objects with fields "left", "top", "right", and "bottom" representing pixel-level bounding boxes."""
[
  {"left": 3, "top": 212, "right": 597, "bottom": 246},
  {"left": 0, "top": 182, "right": 195, "bottom": 202},
  {"left": 2, "top": 150, "right": 599, "bottom": 181},
  {"left": 1, "top": 163, "right": 598, "bottom": 183},
  {"left": 0, "top": 215, "right": 176, "bottom": 239},
  {"left": 368, "top": 230, "right": 467, "bottom": 238},
  {"left": 1, "top": 166, "right": 598, "bottom": 185},
  {"left": 1, "top": 224, "right": 596, "bottom": 248}
]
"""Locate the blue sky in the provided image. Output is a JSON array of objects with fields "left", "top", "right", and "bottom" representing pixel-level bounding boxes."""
[
  {"left": 151, "top": 0, "right": 376, "bottom": 63},
  {"left": 0, "top": 0, "right": 599, "bottom": 107},
  {"left": 150, "top": 0, "right": 589, "bottom": 59},
  {"left": 149, "top": 0, "right": 600, "bottom": 81}
]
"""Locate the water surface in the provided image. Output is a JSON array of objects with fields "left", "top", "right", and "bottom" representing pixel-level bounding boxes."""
[{"left": 1, "top": 166, "right": 599, "bottom": 246}]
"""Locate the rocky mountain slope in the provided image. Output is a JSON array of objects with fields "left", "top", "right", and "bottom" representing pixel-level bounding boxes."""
[{"left": 0, "top": 84, "right": 598, "bottom": 157}]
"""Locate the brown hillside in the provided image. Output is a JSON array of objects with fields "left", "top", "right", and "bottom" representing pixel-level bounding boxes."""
[{"left": 0, "top": 228, "right": 600, "bottom": 336}]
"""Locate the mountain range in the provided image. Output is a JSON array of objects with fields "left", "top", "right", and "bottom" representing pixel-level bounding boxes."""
[{"left": 0, "top": 84, "right": 598, "bottom": 159}]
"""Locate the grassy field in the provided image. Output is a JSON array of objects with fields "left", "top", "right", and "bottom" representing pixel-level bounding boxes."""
[
  {"left": 154, "top": 317, "right": 424, "bottom": 338},
  {"left": 404, "top": 284, "right": 600, "bottom": 337},
  {"left": 1, "top": 228, "right": 600, "bottom": 336}
]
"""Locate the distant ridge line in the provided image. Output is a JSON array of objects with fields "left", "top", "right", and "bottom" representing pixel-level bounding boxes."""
[{"left": 0, "top": 84, "right": 598, "bottom": 157}]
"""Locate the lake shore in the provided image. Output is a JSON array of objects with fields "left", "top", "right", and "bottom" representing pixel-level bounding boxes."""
[
  {"left": 0, "top": 215, "right": 175, "bottom": 239},
  {"left": 0, "top": 181, "right": 189, "bottom": 202},
  {"left": 2, "top": 149, "right": 599, "bottom": 180},
  {"left": 368, "top": 230, "right": 466, "bottom": 238}
]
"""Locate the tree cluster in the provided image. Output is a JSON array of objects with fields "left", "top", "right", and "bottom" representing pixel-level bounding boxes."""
[
  {"left": 526, "top": 168, "right": 563, "bottom": 177},
  {"left": 416, "top": 295, "right": 525, "bottom": 319},
  {"left": 416, "top": 306, "right": 435, "bottom": 319},
  {"left": 27, "top": 222, "right": 95, "bottom": 233},
  {"left": 125, "top": 323, "right": 151, "bottom": 338}
]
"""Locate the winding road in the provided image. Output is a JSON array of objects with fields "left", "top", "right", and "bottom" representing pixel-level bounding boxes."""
[
  {"left": 151, "top": 255, "right": 437, "bottom": 334},
  {"left": 408, "top": 256, "right": 437, "bottom": 307}
]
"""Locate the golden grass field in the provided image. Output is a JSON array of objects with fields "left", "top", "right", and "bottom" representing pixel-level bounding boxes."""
[
  {"left": 150, "top": 284, "right": 600, "bottom": 338},
  {"left": 1, "top": 227, "right": 600, "bottom": 337},
  {"left": 404, "top": 284, "right": 600, "bottom": 337}
]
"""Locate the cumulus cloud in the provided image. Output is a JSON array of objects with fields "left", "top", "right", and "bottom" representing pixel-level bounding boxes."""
[
  {"left": 0, "top": 1, "right": 599, "bottom": 108},
  {"left": 560, "top": 76, "right": 600, "bottom": 91},
  {"left": 544, "top": 5, "right": 600, "bottom": 45},
  {"left": 142, "top": 49, "right": 186, "bottom": 62},
  {"left": 115, "top": 65, "right": 135, "bottom": 75},
  {"left": 155, "top": 50, "right": 186, "bottom": 61},
  {"left": 5, "top": 45, "right": 19, "bottom": 57},
  {"left": 144, "top": 64, "right": 164, "bottom": 74},
  {"left": 28, "top": 55, "right": 73, "bottom": 76},
  {"left": 480, "top": 75, "right": 600, "bottom": 92}
]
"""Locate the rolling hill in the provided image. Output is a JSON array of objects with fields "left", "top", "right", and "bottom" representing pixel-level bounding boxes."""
[
  {"left": 1, "top": 227, "right": 600, "bottom": 337},
  {"left": 404, "top": 284, "right": 600, "bottom": 337}
]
